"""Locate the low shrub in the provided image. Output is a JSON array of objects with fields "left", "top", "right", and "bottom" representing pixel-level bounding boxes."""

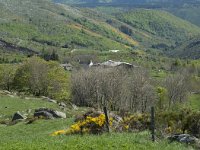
[
  {"left": 52, "top": 109, "right": 200, "bottom": 138},
  {"left": 51, "top": 113, "right": 112, "bottom": 136}
]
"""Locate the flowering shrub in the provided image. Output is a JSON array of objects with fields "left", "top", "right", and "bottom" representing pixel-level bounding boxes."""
[
  {"left": 52, "top": 109, "right": 200, "bottom": 138},
  {"left": 119, "top": 113, "right": 150, "bottom": 131},
  {"left": 52, "top": 114, "right": 113, "bottom": 136}
]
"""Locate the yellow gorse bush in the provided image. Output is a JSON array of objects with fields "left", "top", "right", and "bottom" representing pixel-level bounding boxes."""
[
  {"left": 121, "top": 113, "right": 150, "bottom": 131},
  {"left": 51, "top": 114, "right": 113, "bottom": 136}
]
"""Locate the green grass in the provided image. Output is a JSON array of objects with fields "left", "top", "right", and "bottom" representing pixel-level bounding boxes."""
[
  {"left": 0, "top": 95, "right": 89, "bottom": 119},
  {"left": 0, "top": 95, "right": 62, "bottom": 118},
  {"left": 189, "top": 94, "right": 200, "bottom": 110},
  {"left": 0, "top": 120, "right": 193, "bottom": 150},
  {"left": 0, "top": 95, "right": 195, "bottom": 150}
]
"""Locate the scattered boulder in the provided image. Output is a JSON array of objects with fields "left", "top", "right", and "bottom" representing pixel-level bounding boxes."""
[
  {"left": 8, "top": 94, "right": 14, "bottom": 98},
  {"left": 12, "top": 111, "right": 26, "bottom": 121},
  {"left": 109, "top": 113, "right": 123, "bottom": 130},
  {"left": 109, "top": 113, "right": 123, "bottom": 123},
  {"left": 48, "top": 99, "right": 57, "bottom": 104},
  {"left": 34, "top": 110, "right": 54, "bottom": 119},
  {"left": 71, "top": 104, "right": 78, "bottom": 110},
  {"left": 52, "top": 111, "right": 66, "bottom": 119},
  {"left": 41, "top": 96, "right": 57, "bottom": 104},
  {"left": 41, "top": 96, "right": 49, "bottom": 100},
  {"left": 168, "top": 134, "right": 198, "bottom": 144},
  {"left": 2, "top": 90, "right": 11, "bottom": 95},
  {"left": 58, "top": 102, "right": 66, "bottom": 108},
  {"left": 34, "top": 108, "right": 66, "bottom": 119}
]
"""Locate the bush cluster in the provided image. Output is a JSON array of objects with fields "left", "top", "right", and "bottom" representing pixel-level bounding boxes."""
[
  {"left": 0, "top": 57, "right": 70, "bottom": 101},
  {"left": 52, "top": 109, "right": 200, "bottom": 138},
  {"left": 156, "top": 109, "right": 200, "bottom": 138}
]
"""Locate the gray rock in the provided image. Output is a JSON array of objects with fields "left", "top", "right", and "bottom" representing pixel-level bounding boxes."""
[
  {"left": 168, "top": 134, "right": 198, "bottom": 144},
  {"left": 109, "top": 113, "right": 123, "bottom": 123},
  {"left": 59, "top": 102, "right": 66, "bottom": 107},
  {"left": 48, "top": 99, "right": 57, "bottom": 104},
  {"left": 34, "top": 108, "right": 66, "bottom": 119},
  {"left": 2, "top": 90, "right": 11, "bottom": 95},
  {"left": 8, "top": 94, "right": 14, "bottom": 98},
  {"left": 12, "top": 111, "right": 26, "bottom": 121},
  {"left": 41, "top": 96, "right": 48, "bottom": 100},
  {"left": 109, "top": 113, "right": 123, "bottom": 130},
  {"left": 52, "top": 111, "right": 66, "bottom": 119},
  {"left": 72, "top": 104, "right": 78, "bottom": 110},
  {"left": 34, "top": 111, "right": 54, "bottom": 119}
]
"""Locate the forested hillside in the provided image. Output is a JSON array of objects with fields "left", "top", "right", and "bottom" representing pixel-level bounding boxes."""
[
  {"left": 1, "top": 0, "right": 200, "bottom": 62},
  {"left": 173, "top": 36, "right": 200, "bottom": 59},
  {"left": 56, "top": 0, "right": 200, "bottom": 27},
  {"left": 116, "top": 9, "right": 200, "bottom": 47},
  {"left": 0, "top": 0, "right": 139, "bottom": 60}
]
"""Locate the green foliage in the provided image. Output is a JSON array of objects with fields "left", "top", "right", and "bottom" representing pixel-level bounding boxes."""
[
  {"left": 173, "top": 36, "right": 200, "bottom": 59},
  {"left": 0, "top": 0, "right": 135, "bottom": 57},
  {"left": 13, "top": 57, "right": 70, "bottom": 101},
  {"left": 188, "top": 94, "right": 200, "bottom": 111},
  {"left": 1, "top": 0, "right": 200, "bottom": 61},
  {"left": 47, "top": 61, "right": 71, "bottom": 100},
  {"left": 157, "top": 109, "right": 200, "bottom": 137},
  {"left": 117, "top": 9, "right": 200, "bottom": 45},
  {"left": 156, "top": 87, "right": 168, "bottom": 110},
  {"left": 13, "top": 57, "right": 49, "bottom": 95},
  {"left": 0, "top": 64, "right": 18, "bottom": 91},
  {"left": 168, "top": 6, "right": 200, "bottom": 27}
]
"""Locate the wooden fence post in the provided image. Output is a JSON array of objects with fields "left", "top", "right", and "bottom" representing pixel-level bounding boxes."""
[
  {"left": 103, "top": 106, "right": 110, "bottom": 133},
  {"left": 151, "top": 106, "right": 155, "bottom": 142}
]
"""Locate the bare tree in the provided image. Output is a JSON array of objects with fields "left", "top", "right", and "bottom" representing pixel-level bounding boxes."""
[
  {"left": 165, "top": 70, "right": 190, "bottom": 108},
  {"left": 120, "top": 68, "right": 155, "bottom": 112},
  {"left": 71, "top": 67, "right": 155, "bottom": 112}
]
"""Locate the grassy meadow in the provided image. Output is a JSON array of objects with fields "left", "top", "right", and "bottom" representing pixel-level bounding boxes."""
[{"left": 0, "top": 95, "right": 198, "bottom": 149}]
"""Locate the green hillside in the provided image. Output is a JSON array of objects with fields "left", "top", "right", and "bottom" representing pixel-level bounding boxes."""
[
  {"left": 1, "top": 0, "right": 200, "bottom": 61},
  {"left": 54, "top": 0, "right": 200, "bottom": 27},
  {"left": 172, "top": 36, "right": 200, "bottom": 59},
  {"left": 116, "top": 9, "right": 200, "bottom": 47},
  {"left": 167, "top": 6, "right": 200, "bottom": 27},
  {"left": 0, "top": 0, "right": 139, "bottom": 57}
]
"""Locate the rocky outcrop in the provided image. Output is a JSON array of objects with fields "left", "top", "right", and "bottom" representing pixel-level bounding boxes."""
[
  {"left": 12, "top": 111, "right": 26, "bottom": 121},
  {"left": 34, "top": 108, "right": 66, "bottom": 119},
  {"left": 34, "top": 110, "right": 54, "bottom": 119},
  {"left": 168, "top": 134, "right": 199, "bottom": 144}
]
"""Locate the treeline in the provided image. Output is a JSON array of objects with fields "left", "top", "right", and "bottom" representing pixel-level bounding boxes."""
[
  {"left": 0, "top": 56, "right": 199, "bottom": 112},
  {"left": 71, "top": 67, "right": 194, "bottom": 112},
  {"left": 0, "top": 57, "right": 70, "bottom": 100},
  {"left": 72, "top": 68, "right": 155, "bottom": 112}
]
